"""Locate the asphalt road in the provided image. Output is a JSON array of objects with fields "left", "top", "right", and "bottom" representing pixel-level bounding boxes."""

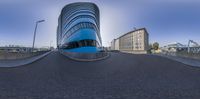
[{"left": 0, "top": 51, "right": 200, "bottom": 99}]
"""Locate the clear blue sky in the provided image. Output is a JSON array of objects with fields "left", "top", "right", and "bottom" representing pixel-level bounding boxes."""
[{"left": 0, "top": 0, "right": 200, "bottom": 47}]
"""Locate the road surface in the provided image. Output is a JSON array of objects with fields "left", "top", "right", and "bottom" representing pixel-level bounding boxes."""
[{"left": 0, "top": 51, "right": 200, "bottom": 99}]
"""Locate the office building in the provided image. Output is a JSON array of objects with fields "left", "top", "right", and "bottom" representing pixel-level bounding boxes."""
[{"left": 57, "top": 2, "right": 102, "bottom": 53}]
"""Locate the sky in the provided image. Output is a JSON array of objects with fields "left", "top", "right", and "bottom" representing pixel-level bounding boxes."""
[{"left": 0, "top": 0, "right": 200, "bottom": 47}]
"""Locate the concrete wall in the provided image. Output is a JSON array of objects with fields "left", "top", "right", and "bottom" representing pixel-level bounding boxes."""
[
  {"left": 0, "top": 51, "right": 49, "bottom": 60},
  {"left": 120, "top": 50, "right": 148, "bottom": 54}
]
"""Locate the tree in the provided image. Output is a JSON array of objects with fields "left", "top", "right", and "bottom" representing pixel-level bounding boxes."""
[
  {"left": 153, "top": 42, "right": 159, "bottom": 50},
  {"left": 149, "top": 43, "right": 153, "bottom": 50}
]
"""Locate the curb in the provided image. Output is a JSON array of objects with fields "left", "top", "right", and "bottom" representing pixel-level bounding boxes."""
[
  {"left": 59, "top": 51, "right": 110, "bottom": 62},
  {"left": 0, "top": 51, "right": 52, "bottom": 67}
]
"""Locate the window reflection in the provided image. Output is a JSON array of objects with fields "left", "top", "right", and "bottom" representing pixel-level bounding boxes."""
[{"left": 62, "top": 39, "right": 100, "bottom": 49}]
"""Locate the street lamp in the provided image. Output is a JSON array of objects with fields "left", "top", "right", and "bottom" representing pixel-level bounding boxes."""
[
  {"left": 50, "top": 40, "right": 53, "bottom": 50},
  {"left": 32, "top": 20, "right": 45, "bottom": 52}
]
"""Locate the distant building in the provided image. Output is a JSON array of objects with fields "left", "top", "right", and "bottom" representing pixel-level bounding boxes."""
[
  {"left": 111, "top": 28, "right": 149, "bottom": 54},
  {"left": 161, "top": 42, "right": 200, "bottom": 53},
  {"left": 111, "top": 39, "right": 119, "bottom": 51},
  {"left": 161, "top": 42, "right": 186, "bottom": 53},
  {"left": 110, "top": 39, "right": 115, "bottom": 50}
]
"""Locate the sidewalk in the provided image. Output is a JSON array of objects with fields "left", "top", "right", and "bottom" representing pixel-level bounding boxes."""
[
  {"left": 59, "top": 50, "right": 110, "bottom": 62},
  {"left": 154, "top": 54, "right": 200, "bottom": 67},
  {"left": 0, "top": 51, "right": 51, "bottom": 67}
]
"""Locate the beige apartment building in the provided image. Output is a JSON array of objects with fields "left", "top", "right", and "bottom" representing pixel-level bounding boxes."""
[
  {"left": 111, "top": 28, "right": 149, "bottom": 54},
  {"left": 111, "top": 39, "right": 119, "bottom": 50}
]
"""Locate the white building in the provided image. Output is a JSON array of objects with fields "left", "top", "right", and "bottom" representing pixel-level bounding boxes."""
[
  {"left": 111, "top": 38, "right": 119, "bottom": 50},
  {"left": 111, "top": 28, "right": 149, "bottom": 54}
]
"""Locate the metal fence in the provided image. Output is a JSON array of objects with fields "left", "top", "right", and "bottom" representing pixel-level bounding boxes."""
[{"left": 161, "top": 51, "right": 200, "bottom": 60}]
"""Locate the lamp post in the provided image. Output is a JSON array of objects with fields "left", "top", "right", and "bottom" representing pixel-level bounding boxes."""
[
  {"left": 32, "top": 20, "right": 45, "bottom": 52},
  {"left": 50, "top": 40, "right": 53, "bottom": 50}
]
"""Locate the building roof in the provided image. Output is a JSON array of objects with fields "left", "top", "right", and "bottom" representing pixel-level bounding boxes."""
[{"left": 116, "top": 28, "right": 148, "bottom": 39}]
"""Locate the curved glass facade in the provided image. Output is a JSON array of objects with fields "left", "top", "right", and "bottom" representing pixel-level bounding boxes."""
[{"left": 57, "top": 2, "right": 102, "bottom": 53}]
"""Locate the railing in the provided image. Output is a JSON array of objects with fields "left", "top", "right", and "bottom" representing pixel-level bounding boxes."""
[{"left": 160, "top": 51, "right": 200, "bottom": 60}]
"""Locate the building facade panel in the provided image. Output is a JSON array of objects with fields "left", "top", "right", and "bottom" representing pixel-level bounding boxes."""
[
  {"left": 111, "top": 39, "right": 115, "bottom": 50},
  {"left": 115, "top": 38, "right": 119, "bottom": 50}
]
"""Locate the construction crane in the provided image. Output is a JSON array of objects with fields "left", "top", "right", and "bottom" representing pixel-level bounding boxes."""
[{"left": 188, "top": 40, "right": 199, "bottom": 53}]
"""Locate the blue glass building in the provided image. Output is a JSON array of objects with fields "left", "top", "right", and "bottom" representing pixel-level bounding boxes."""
[{"left": 57, "top": 2, "right": 102, "bottom": 53}]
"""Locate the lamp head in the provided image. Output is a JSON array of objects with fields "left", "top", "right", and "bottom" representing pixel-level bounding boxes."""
[{"left": 37, "top": 20, "right": 45, "bottom": 23}]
